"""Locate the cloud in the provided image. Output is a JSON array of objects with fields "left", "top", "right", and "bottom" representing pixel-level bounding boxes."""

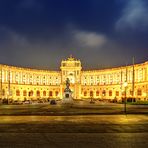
[
  {"left": 116, "top": 0, "right": 148, "bottom": 30},
  {"left": 0, "top": 26, "right": 28, "bottom": 47},
  {"left": 0, "top": 25, "right": 140, "bottom": 70},
  {"left": 73, "top": 30, "right": 107, "bottom": 48},
  {"left": 0, "top": 25, "right": 70, "bottom": 69}
]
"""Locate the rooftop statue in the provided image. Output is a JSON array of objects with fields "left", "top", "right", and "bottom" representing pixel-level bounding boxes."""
[{"left": 67, "top": 54, "right": 75, "bottom": 61}]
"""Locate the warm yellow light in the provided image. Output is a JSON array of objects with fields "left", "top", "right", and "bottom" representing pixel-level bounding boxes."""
[
  {"left": 123, "top": 82, "right": 128, "bottom": 87},
  {"left": 143, "top": 93, "right": 146, "bottom": 97}
]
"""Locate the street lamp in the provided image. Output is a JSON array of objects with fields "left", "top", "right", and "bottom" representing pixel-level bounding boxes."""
[{"left": 123, "top": 82, "right": 128, "bottom": 114}]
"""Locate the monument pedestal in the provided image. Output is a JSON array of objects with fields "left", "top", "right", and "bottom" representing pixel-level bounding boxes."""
[
  {"left": 62, "top": 91, "right": 73, "bottom": 104},
  {"left": 62, "top": 78, "right": 73, "bottom": 105}
]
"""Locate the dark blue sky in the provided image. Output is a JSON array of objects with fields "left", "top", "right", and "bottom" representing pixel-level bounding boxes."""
[{"left": 0, "top": 0, "right": 148, "bottom": 70}]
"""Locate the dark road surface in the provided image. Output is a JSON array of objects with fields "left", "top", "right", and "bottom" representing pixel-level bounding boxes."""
[
  {"left": 0, "top": 133, "right": 147, "bottom": 148},
  {"left": 0, "top": 115, "right": 148, "bottom": 148}
]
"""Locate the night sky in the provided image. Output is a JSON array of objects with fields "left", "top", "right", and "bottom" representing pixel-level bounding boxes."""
[{"left": 0, "top": 0, "right": 148, "bottom": 70}]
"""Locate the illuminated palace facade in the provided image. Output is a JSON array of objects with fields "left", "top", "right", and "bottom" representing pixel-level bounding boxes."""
[{"left": 0, "top": 56, "right": 148, "bottom": 101}]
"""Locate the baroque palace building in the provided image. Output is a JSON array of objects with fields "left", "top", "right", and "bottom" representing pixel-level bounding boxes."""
[{"left": 0, "top": 56, "right": 148, "bottom": 101}]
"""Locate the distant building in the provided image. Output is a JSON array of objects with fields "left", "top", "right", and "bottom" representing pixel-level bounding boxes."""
[{"left": 0, "top": 56, "right": 148, "bottom": 101}]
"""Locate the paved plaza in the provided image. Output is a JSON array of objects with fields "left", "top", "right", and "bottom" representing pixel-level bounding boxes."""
[
  {"left": 0, "top": 101, "right": 148, "bottom": 115},
  {"left": 0, "top": 115, "right": 148, "bottom": 147},
  {"left": 0, "top": 101, "right": 148, "bottom": 147}
]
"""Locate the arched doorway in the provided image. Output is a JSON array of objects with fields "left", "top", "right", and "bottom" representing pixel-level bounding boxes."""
[
  {"left": 116, "top": 91, "right": 119, "bottom": 96},
  {"left": 102, "top": 90, "right": 106, "bottom": 96},
  {"left": 137, "top": 89, "right": 142, "bottom": 96},
  {"left": 36, "top": 90, "right": 40, "bottom": 97},
  {"left": 96, "top": 91, "right": 99, "bottom": 97},
  {"left": 16, "top": 90, "right": 20, "bottom": 96},
  {"left": 23, "top": 90, "right": 27, "bottom": 96},
  {"left": 49, "top": 91, "right": 53, "bottom": 97},
  {"left": 43, "top": 91, "right": 46, "bottom": 97},
  {"left": 84, "top": 91, "right": 87, "bottom": 97},
  {"left": 90, "top": 91, "right": 93, "bottom": 97},
  {"left": 55, "top": 91, "right": 58, "bottom": 97},
  {"left": 109, "top": 90, "right": 112, "bottom": 96},
  {"left": 28, "top": 90, "right": 33, "bottom": 97},
  {"left": 102, "top": 90, "right": 106, "bottom": 99}
]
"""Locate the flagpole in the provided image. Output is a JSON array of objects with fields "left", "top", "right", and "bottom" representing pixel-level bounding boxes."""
[{"left": 124, "top": 64, "right": 128, "bottom": 114}]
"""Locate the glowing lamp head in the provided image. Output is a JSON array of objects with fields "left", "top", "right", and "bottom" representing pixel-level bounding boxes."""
[{"left": 123, "top": 82, "right": 128, "bottom": 87}]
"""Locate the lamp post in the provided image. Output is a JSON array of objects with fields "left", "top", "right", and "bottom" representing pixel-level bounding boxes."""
[
  {"left": 123, "top": 82, "right": 128, "bottom": 114},
  {"left": 7, "top": 91, "right": 9, "bottom": 104}
]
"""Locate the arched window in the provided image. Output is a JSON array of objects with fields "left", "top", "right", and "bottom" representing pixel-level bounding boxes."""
[
  {"left": 137, "top": 89, "right": 142, "bottom": 96},
  {"left": 16, "top": 90, "right": 20, "bottom": 96},
  {"left": 84, "top": 91, "right": 87, "bottom": 96},
  {"left": 102, "top": 90, "right": 106, "bottom": 96},
  {"left": 49, "top": 91, "right": 53, "bottom": 97},
  {"left": 43, "top": 91, "right": 46, "bottom": 96},
  {"left": 90, "top": 91, "right": 93, "bottom": 97},
  {"left": 55, "top": 91, "right": 58, "bottom": 96},
  {"left": 36, "top": 90, "right": 40, "bottom": 97},
  {"left": 109, "top": 90, "right": 112, "bottom": 96},
  {"left": 96, "top": 91, "right": 99, "bottom": 96},
  {"left": 23, "top": 90, "right": 27, "bottom": 96}
]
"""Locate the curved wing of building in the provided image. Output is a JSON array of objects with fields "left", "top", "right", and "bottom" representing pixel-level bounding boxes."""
[{"left": 0, "top": 56, "right": 147, "bottom": 101}]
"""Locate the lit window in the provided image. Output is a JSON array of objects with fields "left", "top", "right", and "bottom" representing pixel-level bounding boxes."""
[
  {"left": 116, "top": 91, "right": 119, "bottom": 96},
  {"left": 16, "top": 90, "right": 20, "bottom": 96},
  {"left": 137, "top": 89, "right": 142, "bottom": 96},
  {"left": 90, "top": 91, "right": 93, "bottom": 97},
  {"left": 49, "top": 91, "right": 53, "bottom": 97},
  {"left": 84, "top": 91, "right": 87, "bottom": 96},
  {"left": 23, "top": 90, "right": 27, "bottom": 96},
  {"left": 43, "top": 91, "right": 46, "bottom": 96},
  {"left": 109, "top": 90, "right": 112, "bottom": 96},
  {"left": 36, "top": 91, "right": 40, "bottom": 97},
  {"left": 96, "top": 91, "right": 99, "bottom": 96}
]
